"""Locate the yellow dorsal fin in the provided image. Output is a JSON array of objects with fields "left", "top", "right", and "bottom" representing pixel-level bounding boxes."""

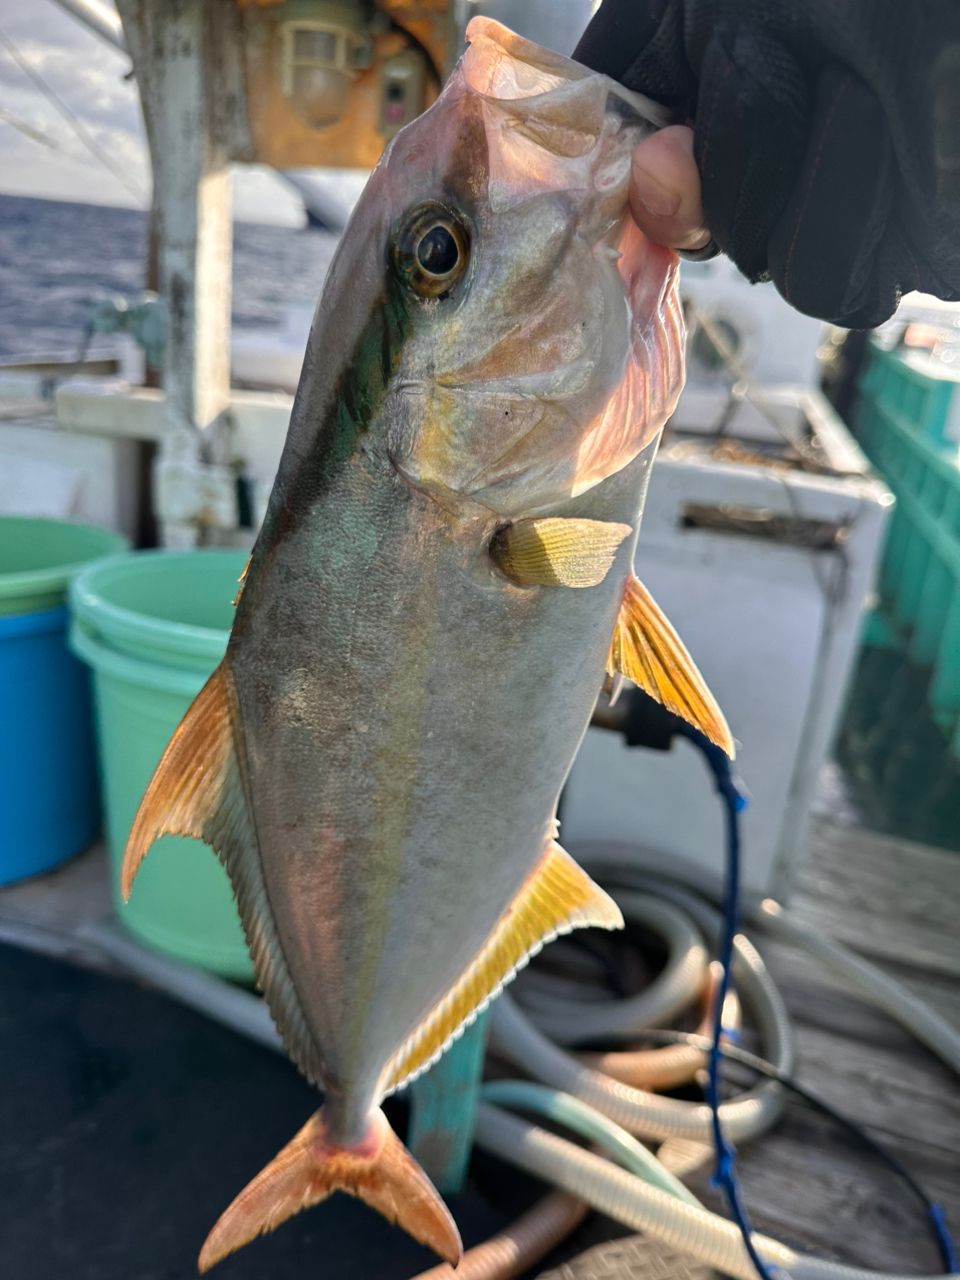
[
  {"left": 382, "top": 842, "right": 623, "bottom": 1094},
  {"left": 490, "top": 517, "right": 632, "bottom": 588},
  {"left": 121, "top": 663, "right": 325, "bottom": 1086},
  {"left": 607, "top": 573, "right": 735, "bottom": 758}
]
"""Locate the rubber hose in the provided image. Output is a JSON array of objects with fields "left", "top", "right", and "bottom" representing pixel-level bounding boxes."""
[
  {"left": 584, "top": 868, "right": 798, "bottom": 1127},
  {"left": 580, "top": 963, "right": 742, "bottom": 1092},
  {"left": 473, "top": 1104, "right": 954, "bottom": 1280},
  {"left": 513, "top": 894, "right": 708, "bottom": 1044},
  {"left": 490, "top": 989, "right": 780, "bottom": 1146},
  {"left": 411, "top": 1191, "right": 587, "bottom": 1280},
  {"left": 576, "top": 845, "right": 960, "bottom": 1076},
  {"left": 479, "top": 1080, "right": 700, "bottom": 1206},
  {"left": 491, "top": 898, "right": 793, "bottom": 1146},
  {"left": 756, "top": 899, "right": 960, "bottom": 1074}
]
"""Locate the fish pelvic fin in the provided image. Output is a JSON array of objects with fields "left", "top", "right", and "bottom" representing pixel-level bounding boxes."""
[
  {"left": 490, "top": 517, "right": 632, "bottom": 588},
  {"left": 383, "top": 841, "right": 622, "bottom": 1094},
  {"left": 120, "top": 662, "right": 325, "bottom": 1085},
  {"left": 198, "top": 1107, "right": 462, "bottom": 1272},
  {"left": 607, "top": 573, "right": 735, "bottom": 758}
]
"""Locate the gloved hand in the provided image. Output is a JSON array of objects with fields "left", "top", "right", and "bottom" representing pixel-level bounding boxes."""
[{"left": 576, "top": 0, "right": 960, "bottom": 327}]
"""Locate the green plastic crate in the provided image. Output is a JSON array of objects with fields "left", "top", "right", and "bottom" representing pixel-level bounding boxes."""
[
  {"left": 852, "top": 342, "right": 960, "bottom": 757},
  {"left": 860, "top": 342, "right": 960, "bottom": 449}
]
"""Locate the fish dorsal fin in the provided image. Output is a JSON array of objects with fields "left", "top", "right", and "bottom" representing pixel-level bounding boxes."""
[
  {"left": 490, "top": 517, "right": 632, "bottom": 588},
  {"left": 121, "top": 663, "right": 324, "bottom": 1085},
  {"left": 382, "top": 842, "right": 623, "bottom": 1094},
  {"left": 607, "top": 573, "right": 735, "bottom": 758}
]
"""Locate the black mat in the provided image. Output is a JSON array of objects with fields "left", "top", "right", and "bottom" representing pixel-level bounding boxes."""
[{"left": 0, "top": 944, "right": 526, "bottom": 1280}]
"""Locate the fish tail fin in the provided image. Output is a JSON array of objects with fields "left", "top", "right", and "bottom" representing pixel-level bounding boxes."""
[{"left": 198, "top": 1108, "right": 462, "bottom": 1272}]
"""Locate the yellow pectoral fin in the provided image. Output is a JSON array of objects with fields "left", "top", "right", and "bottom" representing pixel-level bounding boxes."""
[
  {"left": 383, "top": 842, "right": 623, "bottom": 1094},
  {"left": 607, "top": 574, "right": 735, "bottom": 758},
  {"left": 490, "top": 517, "right": 632, "bottom": 588}
]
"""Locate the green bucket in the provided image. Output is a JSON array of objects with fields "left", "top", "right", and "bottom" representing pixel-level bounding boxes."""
[
  {"left": 0, "top": 516, "right": 129, "bottom": 617},
  {"left": 69, "top": 549, "right": 253, "bottom": 979}
]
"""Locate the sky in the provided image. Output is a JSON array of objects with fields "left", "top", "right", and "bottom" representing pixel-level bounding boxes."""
[
  {"left": 0, "top": 1, "right": 600, "bottom": 225},
  {"left": 0, "top": 0, "right": 314, "bottom": 225}
]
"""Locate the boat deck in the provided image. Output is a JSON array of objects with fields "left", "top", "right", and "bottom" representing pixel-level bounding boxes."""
[{"left": 0, "top": 817, "right": 957, "bottom": 1278}]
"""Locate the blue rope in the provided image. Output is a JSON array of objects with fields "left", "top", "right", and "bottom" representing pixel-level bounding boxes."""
[{"left": 676, "top": 722, "right": 779, "bottom": 1280}]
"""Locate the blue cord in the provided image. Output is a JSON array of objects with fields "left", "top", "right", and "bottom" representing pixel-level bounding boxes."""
[{"left": 676, "top": 722, "right": 779, "bottom": 1280}]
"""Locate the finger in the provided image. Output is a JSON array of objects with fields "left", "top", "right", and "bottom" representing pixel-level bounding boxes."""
[{"left": 629, "top": 125, "right": 712, "bottom": 252}]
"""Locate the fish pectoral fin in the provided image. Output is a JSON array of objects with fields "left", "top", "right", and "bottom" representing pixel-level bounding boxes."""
[
  {"left": 383, "top": 841, "right": 623, "bottom": 1094},
  {"left": 607, "top": 573, "right": 735, "bottom": 758},
  {"left": 121, "top": 662, "right": 324, "bottom": 1086},
  {"left": 198, "top": 1107, "right": 461, "bottom": 1272},
  {"left": 490, "top": 517, "right": 632, "bottom": 587}
]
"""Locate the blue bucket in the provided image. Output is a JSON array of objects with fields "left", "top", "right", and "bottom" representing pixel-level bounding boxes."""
[{"left": 0, "top": 517, "right": 129, "bottom": 885}]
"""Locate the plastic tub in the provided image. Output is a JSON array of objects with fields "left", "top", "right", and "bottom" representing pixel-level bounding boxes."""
[
  {"left": 0, "top": 517, "right": 128, "bottom": 885},
  {"left": 70, "top": 550, "right": 253, "bottom": 979}
]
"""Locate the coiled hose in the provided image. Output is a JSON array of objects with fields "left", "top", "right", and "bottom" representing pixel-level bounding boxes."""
[
  {"left": 491, "top": 907, "right": 794, "bottom": 1147},
  {"left": 89, "top": 855, "right": 957, "bottom": 1280},
  {"left": 412, "top": 1192, "right": 588, "bottom": 1280},
  {"left": 472, "top": 1103, "right": 956, "bottom": 1280}
]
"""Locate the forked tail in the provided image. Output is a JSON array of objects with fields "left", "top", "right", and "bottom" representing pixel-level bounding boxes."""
[{"left": 198, "top": 1107, "right": 462, "bottom": 1272}]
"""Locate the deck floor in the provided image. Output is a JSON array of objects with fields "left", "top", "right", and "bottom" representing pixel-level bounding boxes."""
[{"left": 0, "top": 817, "right": 957, "bottom": 1278}]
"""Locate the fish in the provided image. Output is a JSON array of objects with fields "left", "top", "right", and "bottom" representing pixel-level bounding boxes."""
[{"left": 122, "top": 16, "right": 732, "bottom": 1272}]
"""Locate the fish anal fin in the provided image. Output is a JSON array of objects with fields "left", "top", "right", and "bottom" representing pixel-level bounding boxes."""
[
  {"left": 607, "top": 573, "right": 735, "bottom": 758},
  {"left": 384, "top": 842, "right": 623, "bottom": 1093},
  {"left": 120, "top": 662, "right": 324, "bottom": 1086},
  {"left": 490, "top": 517, "right": 632, "bottom": 588},
  {"left": 198, "top": 1107, "right": 461, "bottom": 1272}
]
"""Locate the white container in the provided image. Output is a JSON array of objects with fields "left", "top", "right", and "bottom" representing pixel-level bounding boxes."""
[
  {"left": 562, "top": 389, "right": 892, "bottom": 898},
  {"left": 678, "top": 258, "right": 826, "bottom": 442},
  {"left": 0, "top": 417, "right": 140, "bottom": 540}
]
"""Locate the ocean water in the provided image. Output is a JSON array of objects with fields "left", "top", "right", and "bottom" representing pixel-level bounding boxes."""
[{"left": 0, "top": 192, "right": 337, "bottom": 361}]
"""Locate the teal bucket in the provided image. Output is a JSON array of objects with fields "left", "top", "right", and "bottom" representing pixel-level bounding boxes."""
[
  {"left": 0, "top": 517, "right": 129, "bottom": 885},
  {"left": 70, "top": 549, "right": 253, "bottom": 978}
]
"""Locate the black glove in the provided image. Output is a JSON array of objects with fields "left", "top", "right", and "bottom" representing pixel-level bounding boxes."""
[{"left": 575, "top": 0, "right": 960, "bottom": 328}]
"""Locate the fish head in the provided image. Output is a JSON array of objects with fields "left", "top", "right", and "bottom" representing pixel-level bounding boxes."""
[{"left": 301, "top": 18, "right": 684, "bottom": 520}]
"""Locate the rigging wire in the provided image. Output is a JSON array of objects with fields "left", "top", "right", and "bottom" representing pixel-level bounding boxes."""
[
  {"left": 0, "top": 23, "right": 146, "bottom": 205},
  {"left": 0, "top": 104, "right": 84, "bottom": 157}
]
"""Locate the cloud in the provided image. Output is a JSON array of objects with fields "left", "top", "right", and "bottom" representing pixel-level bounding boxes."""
[{"left": 0, "top": 0, "right": 303, "bottom": 223}]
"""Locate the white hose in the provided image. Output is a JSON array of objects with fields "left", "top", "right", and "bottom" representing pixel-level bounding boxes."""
[
  {"left": 755, "top": 900, "right": 960, "bottom": 1073},
  {"left": 490, "top": 990, "right": 781, "bottom": 1146},
  {"left": 473, "top": 1103, "right": 955, "bottom": 1280},
  {"left": 575, "top": 846, "right": 960, "bottom": 1077},
  {"left": 512, "top": 893, "right": 708, "bottom": 1044},
  {"left": 497, "top": 884, "right": 795, "bottom": 1146}
]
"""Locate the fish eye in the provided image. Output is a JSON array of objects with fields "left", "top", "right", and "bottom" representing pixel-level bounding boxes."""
[{"left": 394, "top": 203, "right": 471, "bottom": 299}]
